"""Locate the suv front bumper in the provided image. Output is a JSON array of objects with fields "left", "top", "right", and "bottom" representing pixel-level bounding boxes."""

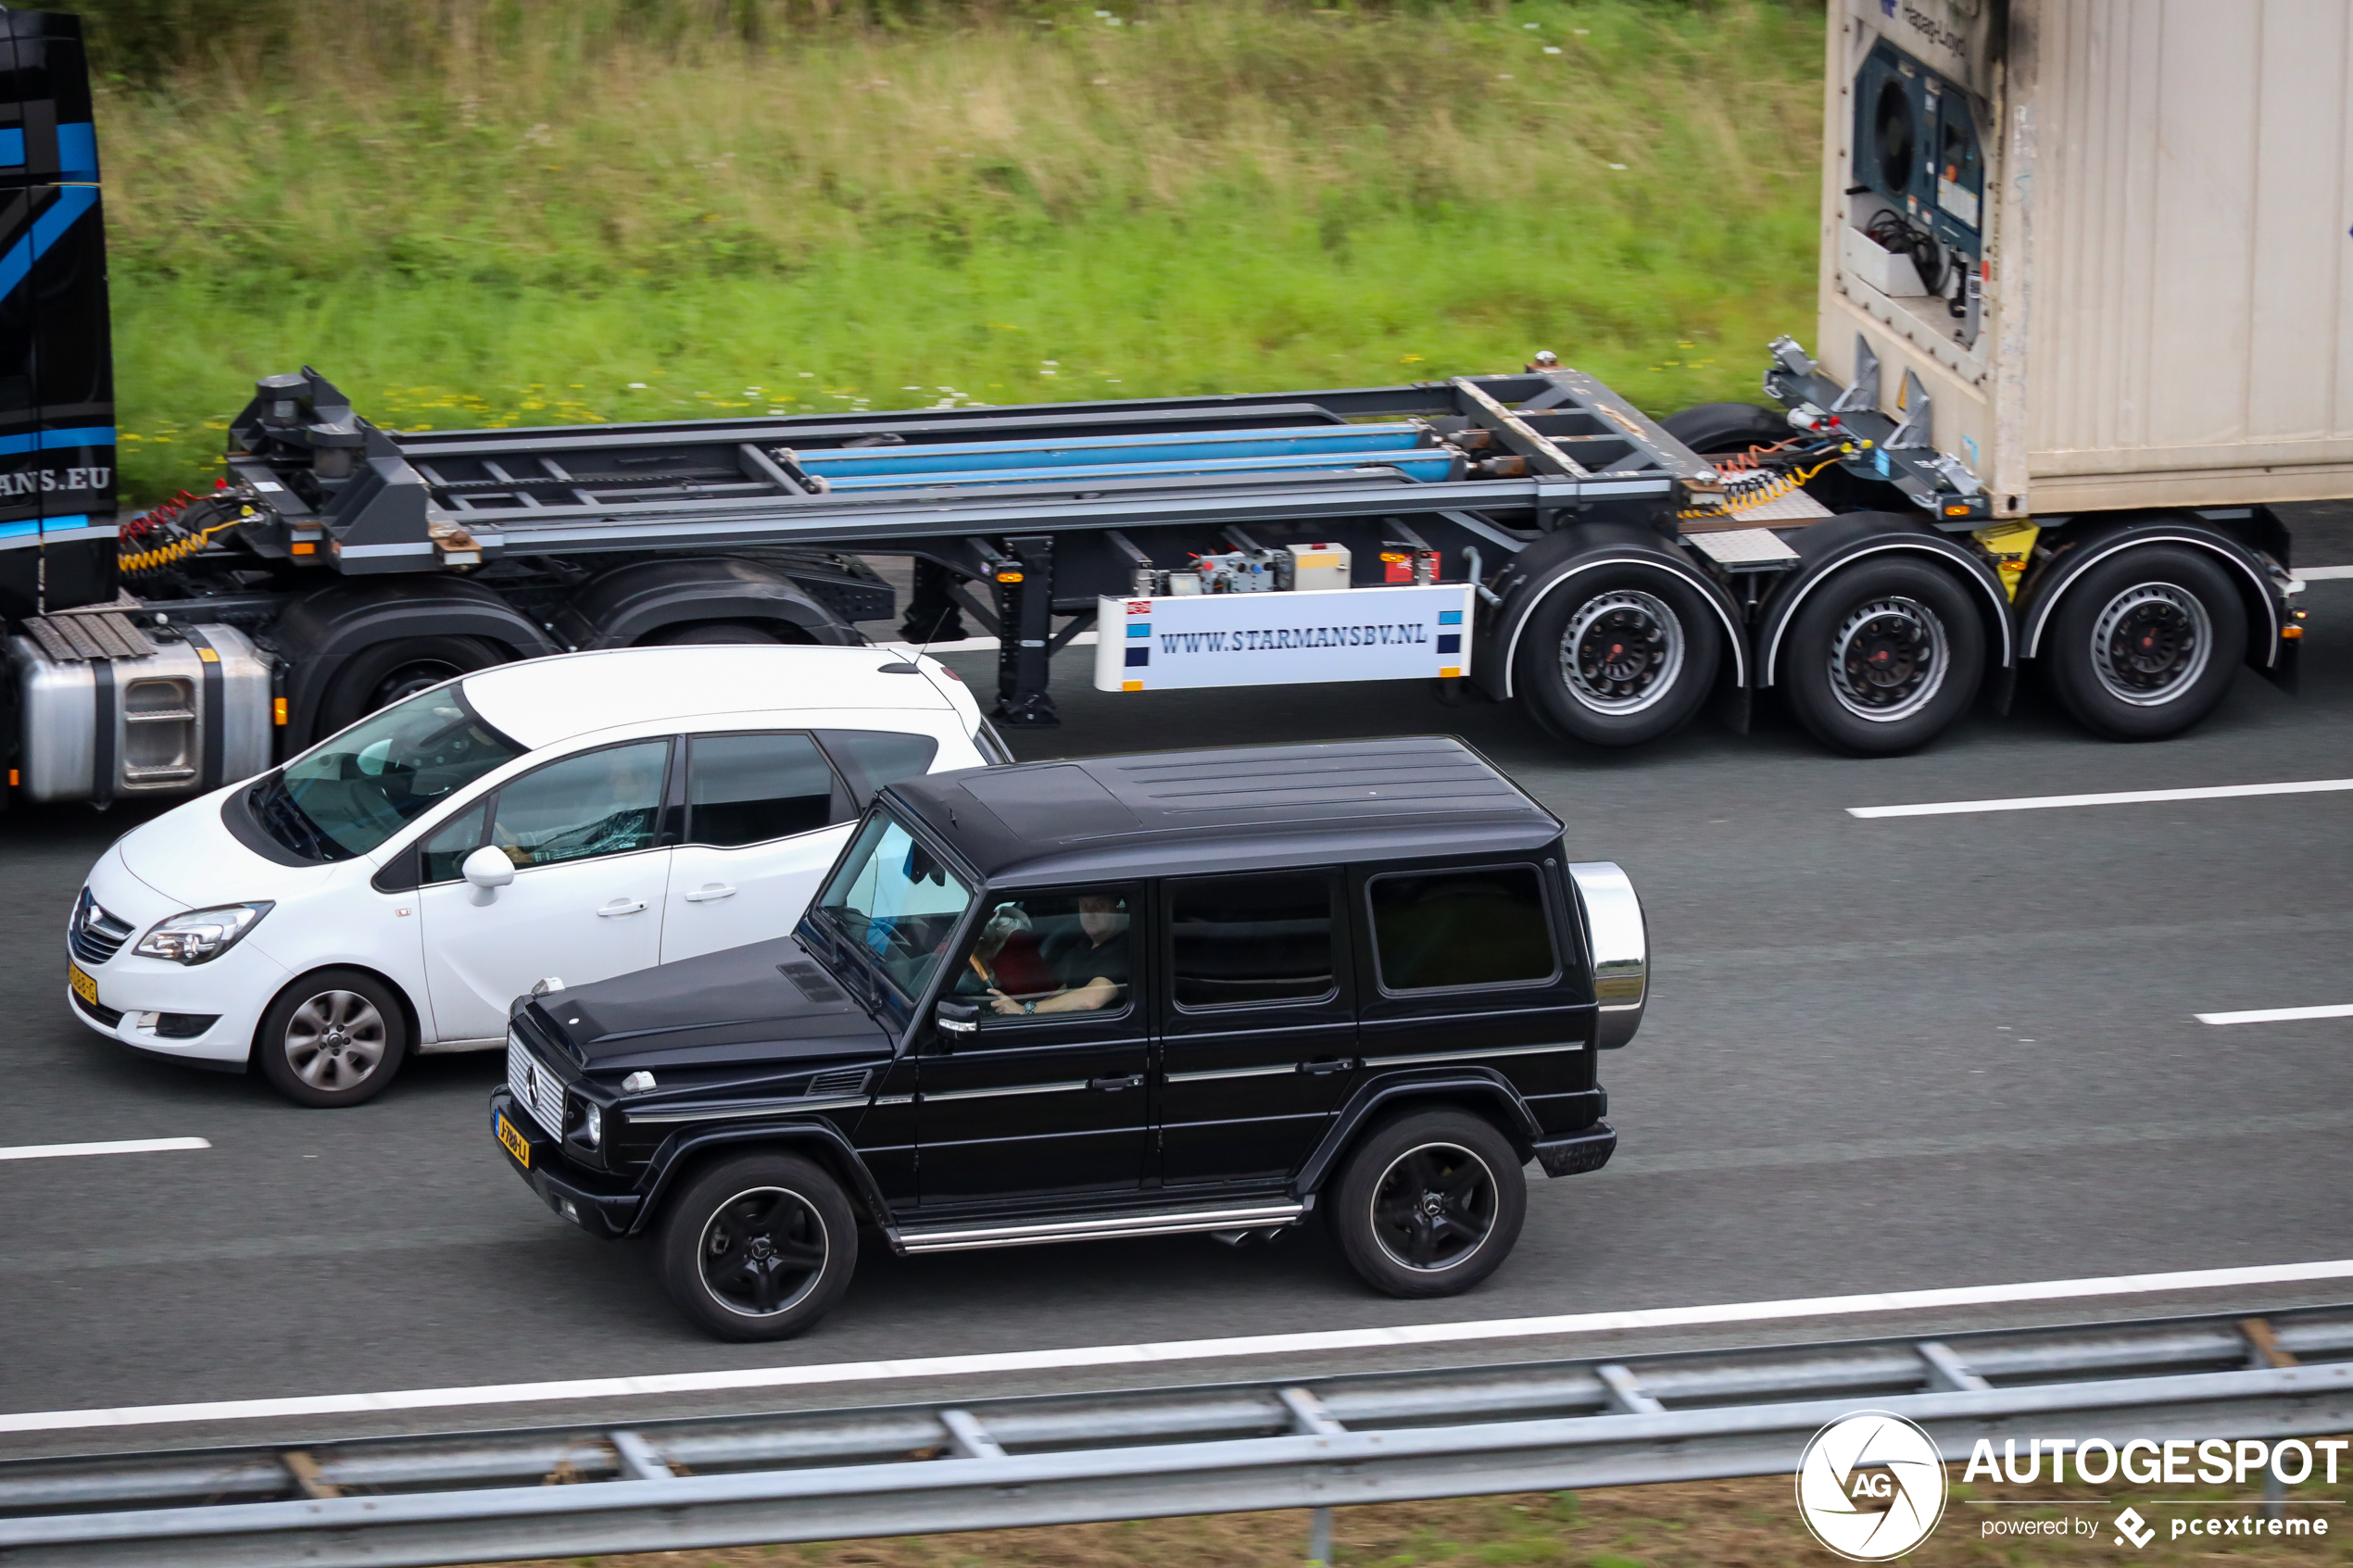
[{"left": 490, "top": 1088, "right": 642, "bottom": 1239}]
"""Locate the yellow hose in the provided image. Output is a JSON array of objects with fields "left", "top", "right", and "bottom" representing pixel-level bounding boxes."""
[
  {"left": 1677, "top": 456, "right": 1843, "bottom": 521},
  {"left": 118, "top": 512, "right": 247, "bottom": 575}
]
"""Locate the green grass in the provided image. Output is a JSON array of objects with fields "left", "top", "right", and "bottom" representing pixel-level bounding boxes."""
[{"left": 94, "top": 0, "right": 1825, "bottom": 505}]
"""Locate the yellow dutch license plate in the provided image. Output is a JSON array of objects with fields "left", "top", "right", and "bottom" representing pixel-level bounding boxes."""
[
  {"left": 496, "top": 1113, "right": 532, "bottom": 1168},
  {"left": 68, "top": 961, "right": 98, "bottom": 1007}
]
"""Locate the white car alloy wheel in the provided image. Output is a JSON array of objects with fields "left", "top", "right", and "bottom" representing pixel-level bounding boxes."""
[
  {"left": 2090, "top": 582, "right": 2211, "bottom": 707},
  {"left": 1827, "top": 596, "right": 1949, "bottom": 722},
  {"left": 281, "top": 989, "right": 391, "bottom": 1091}
]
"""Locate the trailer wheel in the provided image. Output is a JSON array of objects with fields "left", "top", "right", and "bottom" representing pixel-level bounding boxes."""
[
  {"left": 1516, "top": 568, "right": 1721, "bottom": 746},
  {"left": 648, "top": 621, "right": 797, "bottom": 646},
  {"left": 1659, "top": 402, "right": 1789, "bottom": 458},
  {"left": 318, "top": 635, "right": 507, "bottom": 733},
  {"left": 2042, "top": 545, "right": 2245, "bottom": 741},
  {"left": 1780, "top": 557, "right": 1983, "bottom": 755}
]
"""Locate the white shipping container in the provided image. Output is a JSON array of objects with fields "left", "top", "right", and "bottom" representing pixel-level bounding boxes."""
[{"left": 1814, "top": 0, "right": 2353, "bottom": 516}]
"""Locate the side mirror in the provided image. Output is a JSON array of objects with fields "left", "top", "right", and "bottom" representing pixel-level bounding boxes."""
[
  {"left": 462, "top": 845, "right": 517, "bottom": 893},
  {"left": 935, "top": 998, "right": 979, "bottom": 1043}
]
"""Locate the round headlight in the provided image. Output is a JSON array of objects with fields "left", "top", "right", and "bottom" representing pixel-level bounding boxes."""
[{"left": 581, "top": 1101, "right": 602, "bottom": 1148}]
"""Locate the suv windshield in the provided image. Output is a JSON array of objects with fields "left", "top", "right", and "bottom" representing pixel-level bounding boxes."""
[
  {"left": 256, "top": 685, "right": 525, "bottom": 861},
  {"left": 814, "top": 810, "right": 974, "bottom": 999}
]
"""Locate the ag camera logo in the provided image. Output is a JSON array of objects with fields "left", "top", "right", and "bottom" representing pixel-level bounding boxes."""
[{"left": 1796, "top": 1411, "right": 1949, "bottom": 1561}]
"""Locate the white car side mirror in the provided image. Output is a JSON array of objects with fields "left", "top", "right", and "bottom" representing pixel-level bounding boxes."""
[{"left": 462, "top": 846, "right": 516, "bottom": 893}]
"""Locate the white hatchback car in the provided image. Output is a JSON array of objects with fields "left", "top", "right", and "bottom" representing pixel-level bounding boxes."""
[{"left": 67, "top": 645, "right": 1003, "bottom": 1106}]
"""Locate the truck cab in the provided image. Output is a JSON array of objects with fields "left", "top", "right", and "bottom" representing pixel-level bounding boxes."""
[{"left": 491, "top": 735, "right": 1642, "bottom": 1340}]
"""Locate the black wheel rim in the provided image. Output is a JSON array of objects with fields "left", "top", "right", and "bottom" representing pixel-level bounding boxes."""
[
  {"left": 1828, "top": 596, "right": 1948, "bottom": 721},
  {"left": 698, "top": 1186, "right": 829, "bottom": 1317},
  {"left": 1368, "top": 1142, "right": 1497, "bottom": 1273},
  {"left": 2091, "top": 583, "right": 2210, "bottom": 706},
  {"left": 367, "top": 660, "right": 471, "bottom": 714},
  {"left": 1560, "top": 590, "right": 1685, "bottom": 714}
]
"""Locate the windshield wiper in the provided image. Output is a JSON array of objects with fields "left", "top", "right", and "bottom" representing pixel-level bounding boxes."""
[{"left": 248, "top": 775, "right": 352, "bottom": 864}]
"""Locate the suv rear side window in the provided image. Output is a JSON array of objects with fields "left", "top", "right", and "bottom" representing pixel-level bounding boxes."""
[
  {"left": 687, "top": 733, "right": 839, "bottom": 846},
  {"left": 1169, "top": 872, "right": 1336, "bottom": 1010},
  {"left": 1368, "top": 865, "right": 1556, "bottom": 993}
]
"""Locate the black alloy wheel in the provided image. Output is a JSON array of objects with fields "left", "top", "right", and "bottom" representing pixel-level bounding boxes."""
[
  {"left": 2042, "top": 544, "right": 2246, "bottom": 741},
  {"left": 256, "top": 968, "right": 410, "bottom": 1108},
  {"left": 1333, "top": 1109, "right": 1526, "bottom": 1298},
  {"left": 1780, "top": 556, "right": 1985, "bottom": 755},
  {"left": 658, "top": 1152, "right": 858, "bottom": 1341},
  {"left": 1516, "top": 567, "right": 1721, "bottom": 746}
]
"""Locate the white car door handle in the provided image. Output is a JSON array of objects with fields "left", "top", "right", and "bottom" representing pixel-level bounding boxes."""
[
  {"left": 683, "top": 884, "right": 737, "bottom": 903},
  {"left": 596, "top": 898, "right": 648, "bottom": 918}
]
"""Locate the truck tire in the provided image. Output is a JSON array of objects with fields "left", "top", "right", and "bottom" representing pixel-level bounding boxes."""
[
  {"left": 658, "top": 1152, "right": 858, "bottom": 1341},
  {"left": 318, "top": 635, "right": 508, "bottom": 734},
  {"left": 1780, "top": 557, "right": 1984, "bottom": 755},
  {"left": 1515, "top": 567, "right": 1722, "bottom": 746},
  {"left": 255, "top": 968, "right": 410, "bottom": 1109},
  {"left": 2042, "top": 545, "right": 2246, "bottom": 741},
  {"left": 1660, "top": 402, "right": 1789, "bottom": 458},
  {"left": 1331, "top": 1109, "right": 1526, "bottom": 1299},
  {"left": 648, "top": 621, "right": 792, "bottom": 646}
]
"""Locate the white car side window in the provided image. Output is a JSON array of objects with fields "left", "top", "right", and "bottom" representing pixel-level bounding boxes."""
[
  {"left": 686, "top": 732, "right": 838, "bottom": 847},
  {"left": 489, "top": 741, "right": 670, "bottom": 870}
]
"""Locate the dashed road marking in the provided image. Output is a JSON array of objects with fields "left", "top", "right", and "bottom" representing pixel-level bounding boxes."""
[
  {"left": 1850, "top": 778, "right": 2353, "bottom": 819},
  {"left": 2196, "top": 1004, "right": 2353, "bottom": 1026},
  {"left": 0, "top": 1136, "right": 210, "bottom": 1161}
]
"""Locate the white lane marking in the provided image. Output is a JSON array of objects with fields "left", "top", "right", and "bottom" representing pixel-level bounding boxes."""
[
  {"left": 2294, "top": 565, "right": 2353, "bottom": 583},
  {"left": 1849, "top": 778, "right": 2353, "bottom": 819},
  {"left": 0, "top": 1137, "right": 210, "bottom": 1162},
  {"left": 2197, "top": 1004, "right": 2353, "bottom": 1026},
  {"left": 5, "top": 1257, "right": 2351, "bottom": 1436}
]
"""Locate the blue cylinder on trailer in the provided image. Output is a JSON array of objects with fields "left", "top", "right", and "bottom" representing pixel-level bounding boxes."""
[
  {"left": 795, "top": 422, "right": 1431, "bottom": 478},
  {"left": 819, "top": 448, "right": 1462, "bottom": 491}
]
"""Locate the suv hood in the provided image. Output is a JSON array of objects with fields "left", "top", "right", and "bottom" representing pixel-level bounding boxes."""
[{"left": 528, "top": 936, "right": 890, "bottom": 1072}]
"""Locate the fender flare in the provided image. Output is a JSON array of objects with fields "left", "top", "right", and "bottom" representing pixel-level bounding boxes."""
[
  {"left": 1291, "top": 1068, "right": 1544, "bottom": 1198},
  {"left": 557, "top": 558, "right": 860, "bottom": 650},
  {"left": 1480, "top": 524, "right": 1749, "bottom": 699},
  {"left": 629, "top": 1118, "right": 897, "bottom": 1238},
  {"left": 1755, "top": 513, "right": 2015, "bottom": 687},
  {"left": 271, "top": 578, "right": 558, "bottom": 745},
  {"left": 2018, "top": 520, "right": 2282, "bottom": 671}
]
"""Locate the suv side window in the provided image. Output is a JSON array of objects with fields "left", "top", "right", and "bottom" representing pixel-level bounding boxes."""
[
  {"left": 1169, "top": 872, "right": 1336, "bottom": 1010},
  {"left": 488, "top": 740, "right": 671, "bottom": 869},
  {"left": 819, "top": 730, "right": 940, "bottom": 808},
  {"left": 1367, "top": 864, "right": 1556, "bottom": 993},
  {"left": 949, "top": 886, "right": 1135, "bottom": 1030},
  {"left": 686, "top": 732, "right": 842, "bottom": 847}
]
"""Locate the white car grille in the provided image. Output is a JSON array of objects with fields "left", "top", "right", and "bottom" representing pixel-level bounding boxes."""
[{"left": 507, "top": 1034, "right": 566, "bottom": 1137}]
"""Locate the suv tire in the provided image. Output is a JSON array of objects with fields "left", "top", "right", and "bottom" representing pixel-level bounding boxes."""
[
  {"left": 658, "top": 1152, "right": 858, "bottom": 1341},
  {"left": 1331, "top": 1110, "right": 1526, "bottom": 1298},
  {"left": 256, "top": 968, "right": 410, "bottom": 1108}
]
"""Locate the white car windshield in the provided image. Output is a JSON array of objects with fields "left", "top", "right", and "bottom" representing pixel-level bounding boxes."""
[
  {"left": 815, "top": 811, "right": 974, "bottom": 998},
  {"left": 258, "top": 686, "right": 525, "bottom": 861}
]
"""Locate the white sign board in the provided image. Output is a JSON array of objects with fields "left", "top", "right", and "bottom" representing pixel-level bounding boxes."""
[{"left": 1093, "top": 584, "right": 1473, "bottom": 692}]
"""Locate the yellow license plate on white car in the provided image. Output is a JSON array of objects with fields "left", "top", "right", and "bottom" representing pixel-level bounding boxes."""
[
  {"left": 68, "top": 961, "right": 98, "bottom": 1007},
  {"left": 496, "top": 1112, "right": 531, "bottom": 1168}
]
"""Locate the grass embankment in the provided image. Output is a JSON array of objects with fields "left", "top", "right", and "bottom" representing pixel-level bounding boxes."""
[
  {"left": 93, "top": 0, "right": 1823, "bottom": 506},
  {"left": 459, "top": 1471, "right": 2353, "bottom": 1566}
]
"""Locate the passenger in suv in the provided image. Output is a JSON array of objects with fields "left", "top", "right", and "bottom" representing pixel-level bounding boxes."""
[{"left": 490, "top": 736, "right": 1645, "bottom": 1340}]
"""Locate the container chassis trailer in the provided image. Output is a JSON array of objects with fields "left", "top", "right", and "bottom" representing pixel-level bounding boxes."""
[{"left": 0, "top": 6, "right": 2322, "bottom": 810}]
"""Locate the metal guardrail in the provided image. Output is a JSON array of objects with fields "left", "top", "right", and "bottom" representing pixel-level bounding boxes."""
[{"left": 2, "top": 1306, "right": 2351, "bottom": 1567}]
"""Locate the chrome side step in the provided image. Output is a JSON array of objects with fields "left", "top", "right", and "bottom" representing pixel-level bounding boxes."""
[{"left": 895, "top": 1201, "right": 1306, "bottom": 1255}]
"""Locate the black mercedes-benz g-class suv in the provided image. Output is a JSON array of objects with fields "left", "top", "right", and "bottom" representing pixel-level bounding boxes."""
[{"left": 490, "top": 736, "right": 1645, "bottom": 1340}]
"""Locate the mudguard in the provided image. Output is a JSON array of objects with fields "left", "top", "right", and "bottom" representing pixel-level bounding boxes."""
[
  {"left": 552, "top": 557, "right": 860, "bottom": 650},
  {"left": 630, "top": 1119, "right": 898, "bottom": 1239},
  {"left": 1755, "top": 511, "right": 2015, "bottom": 688},
  {"left": 2016, "top": 514, "right": 2284, "bottom": 674},
  {"left": 1473, "top": 521, "right": 1749, "bottom": 701},
  {"left": 1291, "top": 1068, "right": 1550, "bottom": 1198}
]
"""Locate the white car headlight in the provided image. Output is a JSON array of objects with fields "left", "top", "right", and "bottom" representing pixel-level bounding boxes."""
[{"left": 133, "top": 903, "right": 273, "bottom": 965}]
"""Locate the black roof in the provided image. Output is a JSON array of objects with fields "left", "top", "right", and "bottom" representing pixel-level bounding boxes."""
[{"left": 885, "top": 736, "right": 1562, "bottom": 885}]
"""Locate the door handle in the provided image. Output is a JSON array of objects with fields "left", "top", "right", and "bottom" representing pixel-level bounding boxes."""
[
  {"left": 1088, "top": 1073, "right": 1145, "bottom": 1092},
  {"left": 682, "top": 884, "right": 736, "bottom": 903},
  {"left": 1299, "top": 1057, "right": 1356, "bottom": 1075},
  {"left": 596, "top": 898, "right": 648, "bottom": 918}
]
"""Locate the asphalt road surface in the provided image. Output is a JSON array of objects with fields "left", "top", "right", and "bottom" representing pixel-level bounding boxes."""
[{"left": 3, "top": 566, "right": 2349, "bottom": 1461}]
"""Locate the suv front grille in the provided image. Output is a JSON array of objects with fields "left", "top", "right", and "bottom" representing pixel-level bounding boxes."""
[
  {"left": 507, "top": 1033, "right": 566, "bottom": 1137},
  {"left": 68, "top": 889, "right": 135, "bottom": 966}
]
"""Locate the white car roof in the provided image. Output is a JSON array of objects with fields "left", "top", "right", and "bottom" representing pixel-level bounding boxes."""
[{"left": 460, "top": 646, "right": 973, "bottom": 750}]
